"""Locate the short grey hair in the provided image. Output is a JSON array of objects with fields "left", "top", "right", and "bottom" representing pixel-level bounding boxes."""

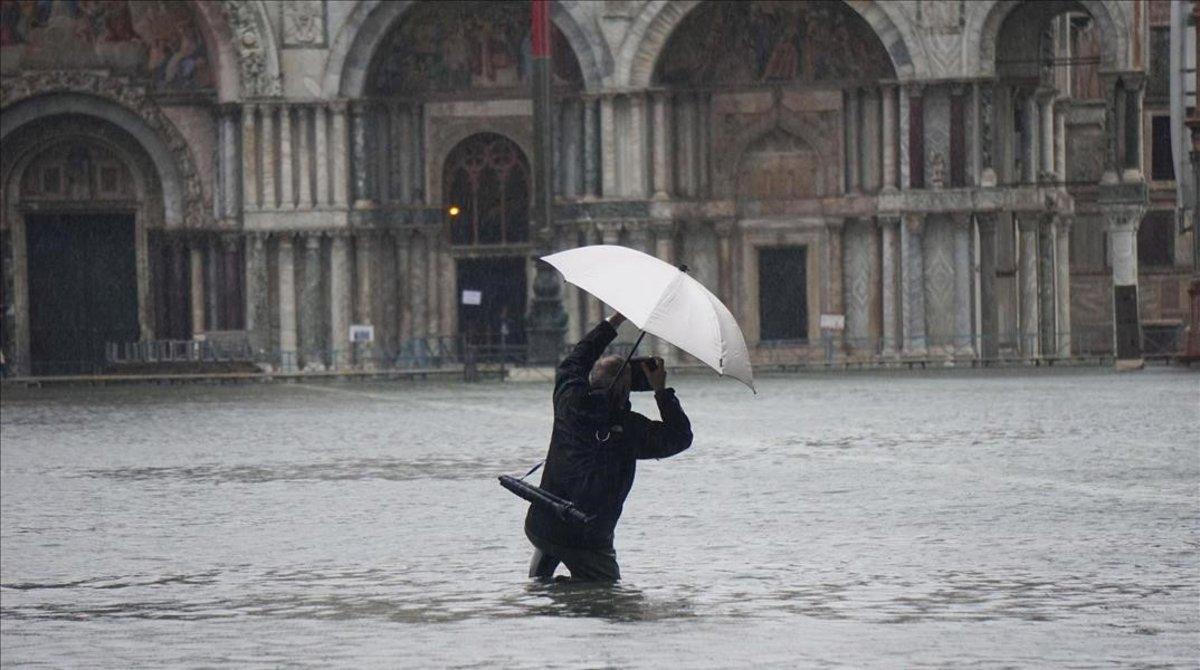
[{"left": 588, "top": 355, "right": 626, "bottom": 389}]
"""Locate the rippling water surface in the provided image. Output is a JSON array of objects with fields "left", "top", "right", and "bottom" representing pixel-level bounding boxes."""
[{"left": 2, "top": 369, "right": 1197, "bottom": 667}]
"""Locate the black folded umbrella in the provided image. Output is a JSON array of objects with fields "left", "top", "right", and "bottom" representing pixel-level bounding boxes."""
[{"left": 498, "top": 474, "right": 596, "bottom": 525}]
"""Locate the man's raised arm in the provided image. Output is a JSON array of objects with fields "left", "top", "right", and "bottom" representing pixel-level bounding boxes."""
[{"left": 636, "top": 359, "right": 693, "bottom": 459}]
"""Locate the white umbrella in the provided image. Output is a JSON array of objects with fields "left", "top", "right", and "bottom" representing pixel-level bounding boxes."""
[{"left": 542, "top": 245, "right": 755, "bottom": 392}]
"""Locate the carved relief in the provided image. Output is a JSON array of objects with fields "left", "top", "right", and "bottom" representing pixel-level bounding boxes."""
[
  {"left": 220, "top": 0, "right": 281, "bottom": 97},
  {"left": 1, "top": 70, "right": 205, "bottom": 227},
  {"left": 282, "top": 0, "right": 326, "bottom": 48}
]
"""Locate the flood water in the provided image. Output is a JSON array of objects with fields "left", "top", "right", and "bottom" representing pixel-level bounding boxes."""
[{"left": 2, "top": 369, "right": 1197, "bottom": 668}]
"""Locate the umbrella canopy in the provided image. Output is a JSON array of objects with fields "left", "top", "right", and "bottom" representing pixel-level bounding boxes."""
[{"left": 542, "top": 245, "right": 754, "bottom": 392}]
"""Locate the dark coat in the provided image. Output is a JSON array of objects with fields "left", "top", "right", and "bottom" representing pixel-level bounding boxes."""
[{"left": 525, "top": 320, "right": 693, "bottom": 549}]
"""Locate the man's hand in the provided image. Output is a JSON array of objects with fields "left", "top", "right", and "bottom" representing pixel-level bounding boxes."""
[
  {"left": 607, "top": 312, "right": 626, "bottom": 327},
  {"left": 641, "top": 357, "right": 666, "bottom": 391}
]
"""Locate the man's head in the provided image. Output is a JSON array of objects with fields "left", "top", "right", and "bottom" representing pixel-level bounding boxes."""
[{"left": 589, "top": 354, "right": 631, "bottom": 407}]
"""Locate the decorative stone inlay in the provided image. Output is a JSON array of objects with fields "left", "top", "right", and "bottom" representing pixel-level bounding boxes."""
[
  {"left": 221, "top": 0, "right": 283, "bottom": 97},
  {"left": 1, "top": 70, "right": 205, "bottom": 228},
  {"left": 282, "top": 0, "right": 327, "bottom": 48}
]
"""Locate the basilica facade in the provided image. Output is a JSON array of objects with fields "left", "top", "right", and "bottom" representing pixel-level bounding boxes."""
[{"left": 0, "top": 0, "right": 1190, "bottom": 375}]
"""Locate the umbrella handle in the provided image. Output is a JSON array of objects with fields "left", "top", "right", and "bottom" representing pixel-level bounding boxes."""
[{"left": 607, "top": 330, "right": 648, "bottom": 393}]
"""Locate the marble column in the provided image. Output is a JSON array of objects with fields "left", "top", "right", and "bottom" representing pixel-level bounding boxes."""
[
  {"left": 716, "top": 220, "right": 734, "bottom": 307},
  {"left": 882, "top": 85, "right": 897, "bottom": 191},
  {"left": 1024, "top": 92, "right": 1040, "bottom": 184},
  {"left": 329, "top": 234, "right": 351, "bottom": 370},
  {"left": 221, "top": 108, "right": 239, "bottom": 219},
  {"left": 301, "top": 234, "right": 324, "bottom": 370},
  {"left": 861, "top": 88, "right": 881, "bottom": 192},
  {"left": 977, "top": 213, "right": 999, "bottom": 359},
  {"left": 190, "top": 240, "right": 205, "bottom": 335},
  {"left": 260, "top": 104, "right": 276, "bottom": 209},
  {"left": 1100, "top": 74, "right": 1121, "bottom": 184},
  {"left": 1106, "top": 208, "right": 1143, "bottom": 364},
  {"left": 561, "top": 98, "right": 582, "bottom": 198},
  {"left": 652, "top": 91, "right": 672, "bottom": 199},
  {"left": 846, "top": 89, "right": 861, "bottom": 193},
  {"left": 1017, "top": 215, "right": 1040, "bottom": 358},
  {"left": 222, "top": 235, "right": 241, "bottom": 330},
  {"left": 952, "top": 215, "right": 974, "bottom": 356},
  {"left": 205, "top": 238, "right": 220, "bottom": 331},
  {"left": 1038, "top": 215, "right": 1058, "bottom": 356},
  {"left": 1038, "top": 90, "right": 1055, "bottom": 181},
  {"left": 697, "top": 93, "right": 711, "bottom": 197},
  {"left": 600, "top": 95, "right": 617, "bottom": 197},
  {"left": 279, "top": 105, "right": 294, "bottom": 209},
  {"left": 277, "top": 235, "right": 298, "bottom": 371},
  {"left": 351, "top": 102, "right": 370, "bottom": 207},
  {"left": 395, "top": 232, "right": 412, "bottom": 342},
  {"left": 582, "top": 96, "right": 599, "bottom": 198},
  {"left": 354, "top": 233, "right": 374, "bottom": 367},
  {"left": 898, "top": 86, "right": 911, "bottom": 190},
  {"left": 880, "top": 216, "right": 900, "bottom": 355},
  {"left": 409, "top": 232, "right": 428, "bottom": 338},
  {"left": 241, "top": 104, "right": 258, "bottom": 210},
  {"left": 245, "top": 233, "right": 268, "bottom": 353},
  {"left": 297, "top": 106, "right": 313, "bottom": 209},
  {"left": 331, "top": 103, "right": 349, "bottom": 207},
  {"left": 1122, "top": 75, "right": 1145, "bottom": 181},
  {"left": 1054, "top": 103, "right": 1067, "bottom": 180},
  {"left": 1055, "top": 217, "right": 1072, "bottom": 357},
  {"left": 557, "top": 226, "right": 582, "bottom": 343},
  {"left": 314, "top": 105, "right": 328, "bottom": 206},
  {"left": 979, "top": 82, "right": 997, "bottom": 186},
  {"left": 438, "top": 235, "right": 455, "bottom": 338},
  {"left": 825, "top": 219, "right": 845, "bottom": 350},
  {"left": 900, "top": 214, "right": 926, "bottom": 354}
]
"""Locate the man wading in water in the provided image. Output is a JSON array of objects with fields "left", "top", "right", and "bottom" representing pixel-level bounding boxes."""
[{"left": 525, "top": 311, "right": 693, "bottom": 581}]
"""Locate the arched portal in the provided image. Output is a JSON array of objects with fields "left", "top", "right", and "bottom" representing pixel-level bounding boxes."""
[
  {"left": 443, "top": 133, "right": 531, "bottom": 350},
  {"left": 1, "top": 113, "right": 172, "bottom": 375}
]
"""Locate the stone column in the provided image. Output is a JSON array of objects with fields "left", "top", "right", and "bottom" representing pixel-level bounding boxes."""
[
  {"left": 329, "top": 233, "right": 351, "bottom": 370},
  {"left": 221, "top": 108, "right": 239, "bottom": 218},
  {"left": 241, "top": 104, "right": 258, "bottom": 210},
  {"left": 439, "top": 235, "right": 455, "bottom": 338},
  {"left": 277, "top": 235, "right": 298, "bottom": 371},
  {"left": 298, "top": 106, "right": 314, "bottom": 209},
  {"left": 1038, "top": 215, "right": 1058, "bottom": 356},
  {"left": 900, "top": 214, "right": 926, "bottom": 354},
  {"left": 882, "top": 85, "right": 897, "bottom": 191},
  {"left": 846, "top": 89, "right": 861, "bottom": 193},
  {"left": 393, "top": 232, "right": 410, "bottom": 343},
  {"left": 953, "top": 214, "right": 974, "bottom": 356},
  {"left": 279, "top": 104, "right": 294, "bottom": 209},
  {"left": 222, "top": 235, "right": 241, "bottom": 330},
  {"left": 880, "top": 216, "right": 900, "bottom": 355},
  {"left": 1055, "top": 217, "right": 1072, "bottom": 357},
  {"left": 245, "top": 233, "right": 268, "bottom": 353},
  {"left": 301, "top": 234, "right": 324, "bottom": 370},
  {"left": 331, "top": 102, "right": 349, "bottom": 207},
  {"left": 314, "top": 105, "right": 328, "bottom": 206},
  {"left": 979, "top": 82, "right": 997, "bottom": 186},
  {"left": 1100, "top": 74, "right": 1121, "bottom": 184},
  {"left": 698, "top": 93, "right": 711, "bottom": 197},
  {"left": 1106, "top": 207, "right": 1143, "bottom": 365},
  {"left": 354, "top": 233, "right": 374, "bottom": 367},
  {"left": 582, "top": 96, "right": 599, "bottom": 198},
  {"left": 861, "top": 88, "right": 881, "bottom": 192},
  {"left": 898, "top": 85, "right": 911, "bottom": 189},
  {"left": 600, "top": 95, "right": 616, "bottom": 197},
  {"left": 1038, "top": 90, "right": 1055, "bottom": 181},
  {"left": 1017, "top": 215, "right": 1040, "bottom": 358},
  {"left": 652, "top": 91, "right": 672, "bottom": 199},
  {"left": 260, "top": 103, "right": 276, "bottom": 209},
  {"left": 1024, "top": 92, "right": 1040, "bottom": 184},
  {"left": 205, "top": 238, "right": 220, "bottom": 331},
  {"left": 351, "top": 102, "right": 370, "bottom": 207},
  {"left": 716, "top": 220, "right": 734, "bottom": 307},
  {"left": 825, "top": 219, "right": 845, "bottom": 350},
  {"left": 410, "top": 231, "right": 428, "bottom": 338},
  {"left": 977, "top": 213, "right": 999, "bottom": 359},
  {"left": 561, "top": 98, "right": 582, "bottom": 198}
]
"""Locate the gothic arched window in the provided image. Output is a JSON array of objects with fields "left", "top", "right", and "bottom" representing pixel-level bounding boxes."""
[{"left": 444, "top": 133, "right": 530, "bottom": 246}]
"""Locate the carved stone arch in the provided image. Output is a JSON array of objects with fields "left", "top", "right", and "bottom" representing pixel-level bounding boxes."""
[
  {"left": 219, "top": 0, "right": 284, "bottom": 97},
  {"left": 619, "top": 0, "right": 921, "bottom": 89},
  {"left": 1, "top": 74, "right": 205, "bottom": 228},
  {"left": 716, "top": 111, "right": 841, "bottom": 200},
  {"left": 189, "top": 0, "right": 250, "bottom": 102},
  {"left": 322, "top": 0, "right": 607, "bottom": 98},
  {"left": 969, "top": 0, "right": 1130, "bottom": 76}
]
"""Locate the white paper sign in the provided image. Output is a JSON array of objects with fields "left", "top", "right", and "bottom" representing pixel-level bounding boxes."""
[
  {"left": 349, "top": 324, "right": 375, "bottom": 343},
  {"left": 819, "top": 314, "right": 845, "bottom": 331},
  {"left": 461, "top": 290, "right": 483, "bottom": 306}
]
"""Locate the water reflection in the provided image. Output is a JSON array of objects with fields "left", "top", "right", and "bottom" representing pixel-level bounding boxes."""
[{"left": 512, "top": 581, "right": 694, "bottom": 622}]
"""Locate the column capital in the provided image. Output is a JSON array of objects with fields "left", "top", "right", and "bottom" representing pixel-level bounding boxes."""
[
  {"left": 713, "top": 219, "right": 736, "bottom": 238},
  {"left": 1103, "top": 205, "right": 1145, "bottom": 232},
  {"left": 221, "top": 233, "right": 240, "bottom": 250},
  {"left": 904, "top": 81, "right": 925, "bottom": 98},
  {"left": 1016, "top": 212, "right": 1042, "bottom": 232},
  {"left": 825, "top": 217, "right": 846, "bottom": 232},
  {"left": 950, "top": 212, "right": 972, "bottom": 228},
  {"left": 974, "top": 211, "right": 999, "bottom": 231},
  {"left": 304, "top": 233, "right": 323, "bottom": 250},
  {"left": 903, "top": 212, "right": 924, "bottom": 234}
]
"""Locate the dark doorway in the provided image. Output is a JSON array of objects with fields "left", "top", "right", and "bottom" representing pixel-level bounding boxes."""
[
  {"left": 758, "top": 246, "right": 808, "bottom": 342},
  {"left": 456, "top": 256, "right": 526, "bottom": 351},
  {"left": 26, "top": 213, "right": 139, "bottom": 375}
]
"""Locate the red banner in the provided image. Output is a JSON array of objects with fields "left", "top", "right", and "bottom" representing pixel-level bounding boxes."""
[{"left": 531, "top": 0, "right": 550, "bottom": 58}]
